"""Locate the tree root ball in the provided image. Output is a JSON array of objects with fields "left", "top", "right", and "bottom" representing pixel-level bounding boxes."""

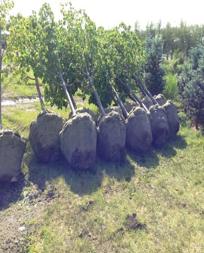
[
  {"left": 97, "top": 111, "right": 126, "bottom": 163},
  {"left": 97, "top": 107, "right": 124, "bottom": 124},
  {"left": 69, "top": 108, "right": 98, "bottom": 123},
  {"left": 105, "top": 106, "right": 123, "bottom": 116},
  {"left": 29, "top": 112, "right": 64, "bottom": 163},
  {"left": 142, "top": 96, "right": 153, "bottom": 109},
  {"left": 0, "top": 130, "right": 26, "bottom": 182},
  {"left": 163, "top": 101, "right": 180, "bottom": 136},
  {"left": 154, "top": 94, "right": 167, "bottom": 106},
  {"left": 149, "top": 105, "right": 169, "bottom": 147},
  {"left": 60, "top": 112, "right": 97, "bottom": 170},
  {"left": 126, "top": 107, "right": 152, "bottom": 153},
  {"left": 125, "top": 101, "right": 136, "bottom": 113}
]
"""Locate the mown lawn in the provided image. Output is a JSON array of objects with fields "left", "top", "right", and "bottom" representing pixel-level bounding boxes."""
[{"left": 1, "top": 104, "right": 204, "bottom": 253}]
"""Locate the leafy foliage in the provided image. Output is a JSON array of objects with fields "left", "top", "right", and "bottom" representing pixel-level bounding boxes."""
[
  {"left": 92, "top": 24, "right": 145, "bottom": 106},
  {"left": 0, "top": 0, "right": 14, "bottom": 29},
  {"left": 7, "top": 4, "right": 55, "bottom": 80},
  {"left": 27, "top": 3, "right": 145, "bottom": 110},
  {"left": 0, "top": 0, "right": 14, "bottom": 128},
  {"left": 6, "top": 4, "right": 58, "bottom": 111}
]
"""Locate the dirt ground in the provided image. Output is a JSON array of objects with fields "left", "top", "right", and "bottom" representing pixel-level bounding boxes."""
[{"left": 0, "top": 175, "right": 56, "bottom": 253}]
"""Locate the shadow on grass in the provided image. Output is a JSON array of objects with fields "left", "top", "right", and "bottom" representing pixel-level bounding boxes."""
[
  {"left": 26, "top": 133, "right": 187, "bottom": 197},
  {"left": 27, "top": 156, "right": 104, "bottom": 196},
  {"left": 155, "top": 135, "right": 187, "bottom": 158},
  {"left": 155, "top": 143, "right": 177, "bottom": 158},
  {"left": 28, "top": 154, "right": 136, "bottom": 196},
  {"left": 127, "top": 134, "right": 187, "bottom": 167},
  {"left": 97, "top": 157, "right": 135, "bottom": 182},
  {"left": 169, "top": 135, "right": 187, "bottom": 150},
  {"left": 63, "top": 163, "right": 103, "bottom": 196},
  {"left": 128, "top": 149, "right": 160, "bottom": 169},
  {"left": 0, "top": 174, "right": 25, "bottom": 211}
]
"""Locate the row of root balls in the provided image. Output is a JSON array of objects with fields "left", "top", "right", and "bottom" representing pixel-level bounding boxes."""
[{"left": 29, "top": 97, "right": 179, "bottom": 170}]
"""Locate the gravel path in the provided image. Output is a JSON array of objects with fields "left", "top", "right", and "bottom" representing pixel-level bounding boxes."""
[{"left": 2, "top": 97, "right": 39, "bottom": 107}]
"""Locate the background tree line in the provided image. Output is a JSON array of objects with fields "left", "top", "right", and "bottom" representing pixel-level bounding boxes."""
[{"left": 140, "top": 22, "right": 204, "bottom": 60}]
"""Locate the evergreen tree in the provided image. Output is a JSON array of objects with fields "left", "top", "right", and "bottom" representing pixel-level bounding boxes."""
[
  {"left": 145, "top": 32, "right": 165, "bottom": 95},
  {"left": 179, "top": 44, "right": 204, "bottom": 129}
]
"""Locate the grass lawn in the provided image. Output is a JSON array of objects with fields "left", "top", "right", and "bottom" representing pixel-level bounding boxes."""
[
  {"left": 2, "top": 83, "right": 38, "bottom": 99},
  {"left": 2, "top": 75, "right": 39, "bottom": 99},
  {"left": 2, "top": 103, "right": 69, "bottom": 138},
  {"left": 1, "top": 104, "right": 204, "bottom": 253},
  {"left": 2, "top": 71, "right": 42, "bottom": 99}
]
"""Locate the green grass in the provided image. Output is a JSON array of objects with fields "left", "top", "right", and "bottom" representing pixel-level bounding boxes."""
[
  {"left": 2, "top": 101, "right": 96, "bottom": 138},
  {"left": 2, "top": 105, "right": 204, "bottom": 253},
  {"left": 2, "top": 103, "right": 69, "bottom": 138},
  {"left": 2, "top": 82, "right": 38, "bottom": 99},
  {"left": 2, "top": 70, "right": 41, "bottom": 99}
]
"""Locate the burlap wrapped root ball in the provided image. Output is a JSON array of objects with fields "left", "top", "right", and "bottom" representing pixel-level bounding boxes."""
[
  {"left": 149, "top": 105, "right": 170, "bottom": 147},
  {"left": 105, "top": 106, "right": 123, "bottom": 116},
  {"left": 126, "top": 107, "right": 152, "bottom": 153},
  {"left": 97, "top": 106, "right": 124, "bottom": 125},
  {"left": 153, "top": 94, "right": 179, "bottom": 137},
  {"left": 154, "top": 94, "right": 167, "bottom": 106},
  {"left": 142, "top": 96, "right": 154, "bottom": 110},
  {"left": 0, "top": 130, "right": 26, "bottom": 182},
  {"left": 97, "top": 111, "right": 126, "bottom": 163},
  {"left": 70, "top": 107, "right": 98, "bottom": 123},
  {"left": 60, "top": 112, "right": 97, "bottom": 170},
  {"left": 29, "top": 112, "right": 64, "bottom": 163},
  {"left": 124, "top": 101, "right": 136, "bottom": 113},
  {"left": 163, "top": 100, "right": 180, "bottom": 136}
]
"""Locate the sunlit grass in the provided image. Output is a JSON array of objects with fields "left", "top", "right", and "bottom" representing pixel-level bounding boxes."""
[
  {"left": 2, "top": 102, "right": 69, "bottom": 138},
  {"left": 3, "top": 83, "right": 38, "bottom": 99}
]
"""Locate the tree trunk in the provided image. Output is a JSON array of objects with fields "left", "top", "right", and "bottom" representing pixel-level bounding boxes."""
[
  {"left": 35, "top": 76, "right": 46, "bottom": 113},
  {"left": 69, "top": 91, "right": 77, "bottom": 110},
  {"left": 118, "top": 78, "right": 149, "bottom": 113},
  {"left": 65, "top": 83, "right": 77, "bottom": 110},
  {"left": 112, "top": 86, "right": 128, "bottom": 119},
  {"left": 59, "top": 72, "right": 77, "bottom": 117},
  {"left": 88, "top": 75, "right": 106, "bottom": 116},
  {"left": 195, "top": 120, "right": 199, "bottom": 130},
  {"left": 133, "top": 75, "right": 158, "bottom": 105}
]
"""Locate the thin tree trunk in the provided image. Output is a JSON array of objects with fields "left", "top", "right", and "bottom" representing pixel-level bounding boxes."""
[
  {"left": 133, "top": 75, "right": 158, "bottom": 105},
  {"left": 130, "top": 92, "right": 149, "bottom": 112},
  {"left": 59, "top": 72, "right": 77, "bottom": 117},
  {"left": 88, "top": 74, "right": 106, "bottom": 116},
  {"left": 65, "top": 82, "right": 77, "bottom": 110},
  {"left": 195, "top": 120, "right": 199, "bottom": 130},
  {"left": 69, "top": 91, "right": 77, "bottom": 110},
  {"left": 34, "top": 76, "right": 46, "bottom": 113},
  {"left": 118, "top": 78, "right": 149, "bottom": 113},
  {"left": 111, "top": 86, "right": 129, "bottom": 119}
]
